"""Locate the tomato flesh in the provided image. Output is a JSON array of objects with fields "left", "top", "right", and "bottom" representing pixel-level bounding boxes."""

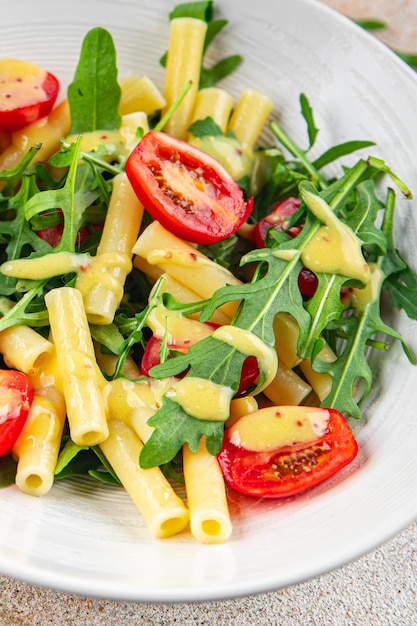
[
  {"left": 0, "top": 59, "right": 59, "bottom": 131},
  {"left": 125, "top": 130, "right": 253, "bottom": 245},
  {"left": 217, "top": 407, "right": 358, "bottom": 498},
  {"left": 0, "top": 369, "right": 34, "bottom": 457}
]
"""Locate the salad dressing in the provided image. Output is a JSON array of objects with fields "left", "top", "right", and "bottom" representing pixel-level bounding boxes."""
[
  {"left": 301, "top": 188, "right": 370, "bottom": 284},
  {"left": 212, "top": 325, "right": 277, "bottom": 392},
  {"left": 166, "top": 376, "right": 234, "bottom": 421},
  {"left": 229, "top": 405, "right": 330, "bottom": 451}
]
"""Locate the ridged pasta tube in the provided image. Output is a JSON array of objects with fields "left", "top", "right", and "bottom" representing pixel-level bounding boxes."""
[
  {"left": 183, "top": 438, "right": 232, "bottom": 544},
  {"left": 12, "top": 387, "right": 66, "bottom": 496},
  {"left": 76, "top": 172, "right": 144, "bottom": 325},
  {"left": 99, "top": 418, "right": 189, "bottom": 538},
  {"left": 45, "top": 287, "right": 108, "bottom": 446},
  {"left": 162, "top": 17, "right": 207, "bottom": 139}
]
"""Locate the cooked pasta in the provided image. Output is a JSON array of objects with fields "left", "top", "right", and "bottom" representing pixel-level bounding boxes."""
[
  {"left": 99, "top": 418, "right": 189, "bottom": 538},
  {"left": 45, "top": 287, "right": 108, "bottom": 447},
  {"left": 162, "top": 17, "right": 207, "bottom": 139}
]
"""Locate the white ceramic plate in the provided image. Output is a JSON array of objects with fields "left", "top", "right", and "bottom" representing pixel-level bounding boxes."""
[{"left": 1, "top": 0, "right": 417, "bottom": 603}]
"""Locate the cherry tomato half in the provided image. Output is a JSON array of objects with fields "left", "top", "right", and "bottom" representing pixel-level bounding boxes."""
[
  {"left": 0, "top": 59, "right": 59, "bottom": 131},
  {"left": 0, "top": 369, "right": 34, "bottom": 457},
  {"left": 252, "top": 197, "right": 302, "bottom": 249},
  {"left": 36, "top": 209, "right": 104, "bottom": 249},
  {"left": 217, "top": 407, "right": 358, "bottom": 498},
  {"left": 125, "top": 130, "right": 253, "bottom": 245}
]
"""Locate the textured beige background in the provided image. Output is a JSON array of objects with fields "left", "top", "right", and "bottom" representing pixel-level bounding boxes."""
[{"left": 1, "top": 1, "right": 417, "bottom": 624}]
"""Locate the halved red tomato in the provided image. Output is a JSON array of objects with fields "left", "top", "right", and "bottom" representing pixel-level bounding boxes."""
[
  {"left": 0, "top": 369, "right": 34, "bottom": 457},
  {"left": 252, "top": 196, "right": 302, "bottom": 249},
  {"left": 0, "top": 59, "right": 59, "bottom": 131},
  {"left": 217, "top": 407, "right": 358, "bottom": 498},
  {"left": 36, "top": 209, "right": 104, "bottom": 249},
  {"left": 125, "top": 130, "right": 253, "bottom": 245}
]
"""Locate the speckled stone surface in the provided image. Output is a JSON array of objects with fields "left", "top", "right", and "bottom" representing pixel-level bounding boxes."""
[{"left": 1, "top": 1, "right": 417, "bottom": 624}]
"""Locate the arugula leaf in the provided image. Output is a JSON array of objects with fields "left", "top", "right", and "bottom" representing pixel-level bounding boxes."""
[
  {"left": 0, "top": 175, "right": 52, "bottom": 296},
  {"left": 24, "top": 138, "right": 99, "bottom": 253},
  {"left": 169, "top": 1, "right": 213, "bottom": 21},
  {"left": 0, "top": 455, "right": 17, "bottom": 487},
  {"left": 140, "top": 396, "right": 224, "bottom": 468},
  {"left": 188, "top": 117, "right": 224, "bottom": 138},
  {"left": 68, "top": 27, "right": 121, "bottom": 134}
]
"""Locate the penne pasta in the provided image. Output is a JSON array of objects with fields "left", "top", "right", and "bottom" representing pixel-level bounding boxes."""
[
  {"left": 183, "top": 437, "right": 232, "bottom": 544},
  {"left": 119, "top": 74, "right": 166, "bottom": 116},
  {"left": 227, "top": 89, "right": 274, "bottom": 151},
  {"left": 188, "top": 87, "right": 234, "bottom": 134},
  {"left": 0, "top": 100, "right": 70, "bottom": 171},
  {"left": 76, "top": 172, "right": 145, "bottom": 325},
  {"left": 12, "top": 387, "right": 66, "bottom": 497},
  {"left": 0, "top": 324, "right": 54, "bottom": 376},
  {"left": 45, "top": 287, "right": 108, "bottom": 446},
  {"left": 99, "top": 418, "right": 189, "bottom": 539},
  {"left": 133, "top": 221, "right": 241, "bottom": 320},
  {"left": 162, "top": 17, "right": 207, "bottom": 139}
]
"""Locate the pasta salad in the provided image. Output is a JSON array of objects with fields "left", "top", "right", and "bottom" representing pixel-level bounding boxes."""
[{"left": 0, "top": 0, "right": 416, "bottom": 545}]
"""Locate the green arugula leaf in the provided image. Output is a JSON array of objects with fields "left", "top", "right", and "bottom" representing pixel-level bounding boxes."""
[
  {"left": 24, "top": 138, "right": 99, "bottom": 253},
  {"left": 312, "top": 140, "right": 375, "bottom": 171},
  {"left": 140, "top": 396, "right": 224, "bottom": 468},
  {"left": 300, "top": 93, "right": 319, "bottom": 150},
  {"left": 0, "top": 455, "right": 17, "bottom": 488},
  {"left": 68, "top": 27, "right": 121, "bottom": 134},
  {"left": 169, "top": 1, "right": 213, "bottom": 21},
  {"left": 0, "top": 175, "right": 52, "bottom": 296},
  {"left": 188, "top": 116, "right": 224, "bottom": 138}
]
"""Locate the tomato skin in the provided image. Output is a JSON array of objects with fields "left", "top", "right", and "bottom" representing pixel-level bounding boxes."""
[
  {"left": 125, "top": 130, "right": 253, "bottom": 245},
  {"left": 36, "top": 209, "right": 104, "bottom": 249},
  {"left": 0, "top": 369, "right": 34, "bottom": 457},
  {"left": 217, "top": 408, "right": 358, "bottom": 498},
  {"left": 252, "top": 197, "right": 301, "bottom": 249},
  {"left": 0, "top": 64, "right": 59, "bottom": 131}
]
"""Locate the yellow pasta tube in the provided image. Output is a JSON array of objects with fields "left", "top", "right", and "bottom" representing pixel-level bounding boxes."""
[
  {"left": 163, "top": 17, "right": 207, "bottom": 139},
  {"left": 0, "top": 324, "right": 54, "bottom": 375},
  {"left": 119, "top": 75, "right": 166, "bottom": 116},
  {"left": 12, "top": 387, "right": 66, "bottom": 496},
  {"left": 183, "top": 437, "right": 232, "bottom": 544},
  {"left": 227, "top": 395, "right": 258, "bottom": 427},
  {"left": 149, "top": 272, "right": 230, "bottom": 325},
  {"left": 0, "top": 100, "right": 70, "bottom": 171},
  {"left": 189, "top": 87, "right": 234, "bottom": 133},
  {"left": 76, "top": 172, "right": 144, "bottom": 325},
  {"left": 133, "top": 221, "right": 241, "bottom": 319},
  {"left": 45, "top": 287, "right": 108, "bottom": 446},
  {"left": 263, "top": 362, "right": 312, "bottom": 406},
  {"left": 99, "top": 418, "right": 189, "bottom": 538},
  {"left": 227, "top": 89, "right": 274, "bottom": 150}
]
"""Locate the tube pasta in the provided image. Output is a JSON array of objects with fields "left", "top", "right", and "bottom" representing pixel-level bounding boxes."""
[
  {"left": 149, "top": 273, "right": 231, "bottom": 325},
  {"left": 99, "top": 418, "right": 189, "bottom": 538},
  {"left": 162, "top": 17, "right": 207, "bottom": 139},
  {"left": 188, "top": 87, "right": 234, "bottom": 134},
  {"left": 76, "top": 172, "right": 145, "bottom": 325},
  {"left": 133, "top": 221, "right": 241, "bottom": 319},
  {"left": 45, "top": 287, "right": 108, "bottom": 447},
  {"left": 0, "top": 324, "right": 54, "bottom": 375},
  {"left": 183, "top": 438, "right": 232, "bottom": 544},
  {"left": 227, "top": 89, "right": 274, "bottom": 150},
  {"left": 12, "top": 387, "right": 66, "bottom": 496},
  {"left": 0, "top": 100, "right": 70, "bottom": 171},
  {"left": 119, "top": 74, "right": 166, "bottom": 116}
]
